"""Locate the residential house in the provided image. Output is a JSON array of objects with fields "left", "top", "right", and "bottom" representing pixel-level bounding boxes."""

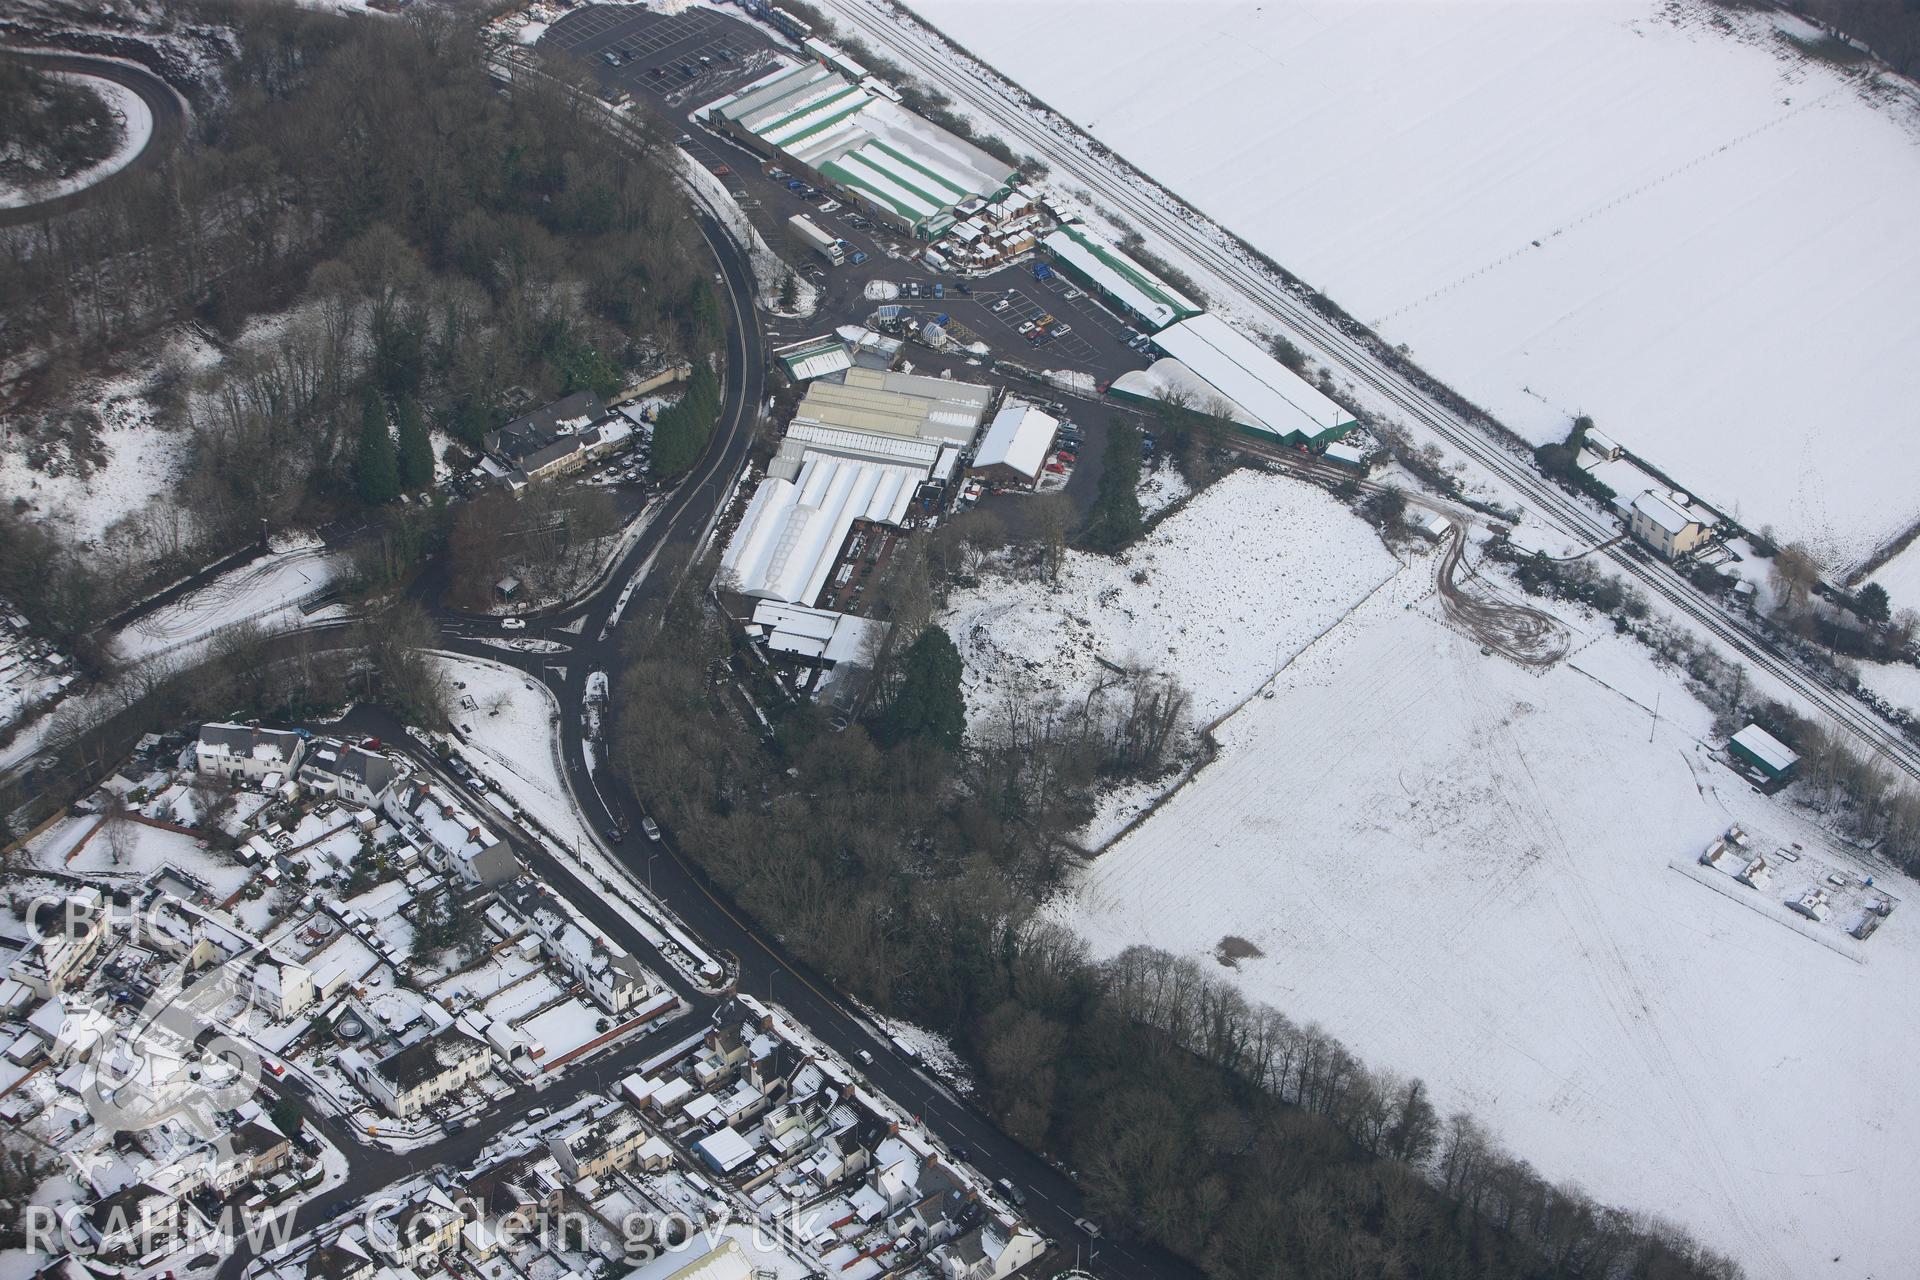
[
  {"left": 932, "top": 1221, "right": 1045, "bottom": 1280},
  {"left": 298, "top": 742, "right": 404, "bottom": 808},
  {"left": 384, "top": 782, "right": 519, "bottom": 886},
  {"left": 549, "top": 1108, "right": 651, "bottom": 1182},
  {"left": 500, "top": 878, "right": 656, "bottom": 1014},
  {"left": 1627, "top": 490, "right": 1711, "bottom": 561},
  {"left": 367, "top": 1188, "right": 466, "bottom": 1270},
  {"left": 84, "top": 1183, "right": 186, "bottom": 1263},
  {"left": 9, "top": 887, "right": 108, "bottom": 997},
  {"left": 344, "top": 1026, "right": 493, "bottom": 1118},
  {"left": 196, "top": 724, "right": 306, "bottom": 783}
]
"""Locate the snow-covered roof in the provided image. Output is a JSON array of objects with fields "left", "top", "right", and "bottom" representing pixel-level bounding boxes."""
[
  {"left": 1731, "top": 724, "right": 1798, "bottom": 774},
  {"left": 750, "top": 602, "right": 886, "bottom": 666},
  {"left": 776, "top": 335, "right": 854, "bottom": 383},
  {"left": 1631, "top": 489, "right": 1702, "bottom": 536},
  {"left": 1042, "top": 224, "right": 1200, "bottom": 330},
  {"left": 693, "top": 1126, "right": 758, "bottom": 1174},
  {"left": 972, "top": 401, "right": 1058, "bottom": 479},
  {"left": 794, "top": 368, "right": 991, "bottom": 445},
  {"left": 784, "top": 423, "right": 943, "bottom": 469},
  {"left": 707, "top": 62, "right": 1015, "bottom": 232},
  {"left": 721, "top": 454, "right": 924, "bottom": 604},
  {"left": 1148, "top": 314, "right": 1358, "bottom": 444}
]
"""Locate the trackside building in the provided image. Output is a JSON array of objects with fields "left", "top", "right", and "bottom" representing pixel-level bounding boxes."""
[
  {"left": 704, "top": 61, "right": 1017, "bottom": 239},
  {"left": 1111, "top": 313, "right": 1359, "bottom": 446},
  {"left": 1041, "top": 224, "right": 1201, "bottom": 332}
]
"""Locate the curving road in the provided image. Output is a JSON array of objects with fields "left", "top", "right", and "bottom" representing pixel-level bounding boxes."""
[{"left": 0, "top": 48, "right": 187, "bottom": 227}]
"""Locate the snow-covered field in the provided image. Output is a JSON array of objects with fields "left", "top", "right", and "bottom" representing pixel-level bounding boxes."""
[
  {"left": 903, "top": 0, "right": 1920, "bottom": 573},
  {"left": 940, "top": 468, "right": 1398, "bottom": 725},
  {"left": 0, "top": 391, "right": 192, "bottom": 545},
  {"left": 1067, "top": 568, "right": 1919, "bottom": 1279},
  {"left": 108, "top": 543, "right": 338, "bottom": 664}
]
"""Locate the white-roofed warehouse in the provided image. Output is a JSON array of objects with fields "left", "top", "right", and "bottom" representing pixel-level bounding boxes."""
[
  {"left": 1042, "top": 224, "right": 1201, "bottom": 332},
  {"left": 1113, "top": 313, "right": 1358, "bottom": 446},
  {"left": 969, "top": 400, "right": 1058, "bottom": 488},
  {"left": 704, "top": 60, "right": 1016, "bottom": 239},
  {"left": 720, "top": 454, "right": 925, "bottom": 605}
]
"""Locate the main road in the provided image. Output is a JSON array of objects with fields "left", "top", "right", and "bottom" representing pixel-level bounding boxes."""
[{"left": 270, "top": 113, "right": 1197, "bottom": 1280}]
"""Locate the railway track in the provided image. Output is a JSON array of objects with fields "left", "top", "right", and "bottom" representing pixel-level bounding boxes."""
[{"left": 826, "top": 0, "right": 1920, "bottom": 785}]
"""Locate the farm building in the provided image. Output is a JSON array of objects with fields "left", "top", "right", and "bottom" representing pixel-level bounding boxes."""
[
  {"left": 703, "top": 61, "right": 1016, "bottom": 239},
  {"left": 1729, "top": 724, "right": 1799, "bottom": 783},
  {"left": 969, "top": 399, "right": 1059, "bottom": 488},
  {"left": 1041, "top": 223, "right": 1201, "bottom": 332},
  {"left": 1110, "top": 314, "right": 1358, "bottom": 446}
]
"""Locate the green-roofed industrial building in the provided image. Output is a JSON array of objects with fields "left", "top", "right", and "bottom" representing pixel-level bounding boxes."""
[
  {"left": 703, "top": 60, "right": 1017, "bottom": 240},
  {"left": 1041, "top": 224, "right": 1202, "bottom": 333}
]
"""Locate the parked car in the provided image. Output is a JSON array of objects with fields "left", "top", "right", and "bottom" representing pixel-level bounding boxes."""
[
  {"left": 787, "top": 179, "right": 805, "bottom": 191},
  {"left": 769, "top": 167, "right": 787, "bottom": 179},
  {"left": 857, "top": 1049, "right": 875, "bottom": 1065},
  {"left": 641, "top": 816, "right": 661, "bottom": 841},
  {"left": 1018, "top": 321, "right": 1036, "bottom": 334},
  {"left": 465, "top": 776, "right": 488, "bottom": 794},
  {"left": 850, "top": 251, "right": 868, "bottom": 265},
  {"left": 602, "top": 51, "right": 620, "bottom": 66},
  {"left": 991, "top": 298, "right": 1010, "bottom": 312},
  {"left": 1053, "top": 323, "right": 1071, "bottom": 335},
  {"left": 996, "top": 1178, "right": 1028, "bottom": 1207}
]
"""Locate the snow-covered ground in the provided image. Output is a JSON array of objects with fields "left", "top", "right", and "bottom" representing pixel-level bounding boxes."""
[
  {"left": 0, "top": 73, "right": 152, "bottom": 209},
  {"left": 0, "top": 390, "right": 193, "bottom": 545},
  {"left": 940, "top": 468, "right": 1398, "bottom": 725},
  {"left": 1067, "top": 567, "right": 1919, "bottom": 1280},
  {"left": 433, "top": 654, "right": 598, "bottom": 855},
  {"left": 108, "top": 543, "right": 338, "bottom": 664},
  {"left": 902, "top": 0, "right": 1920, "bottom": 574},
  {"left": 1868, "top": 539, "right": 1920, "bottom": 618},
  {"left": 427, "top": 652, "right": 728, "bottom": 989}
]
